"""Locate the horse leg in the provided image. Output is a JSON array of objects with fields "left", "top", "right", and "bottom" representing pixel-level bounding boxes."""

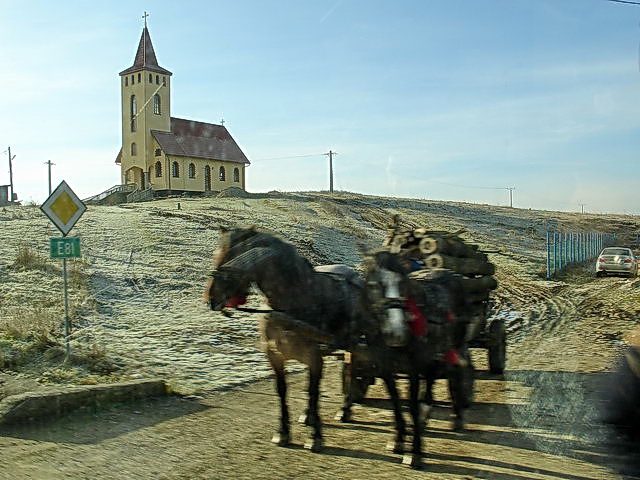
[
  {"left": 403, "top": 368, "right": 424, "bottom": 469},
  {"left": 268, "top": 349, "right": 291, "bottom": 446},
  {"left": 381, "top": 372, "right": 406, "bottom": 454},
  {"left": 420, "top": 372, "right": 435, "bottom": 426},
  {"left": 335, "top": 359, "right": 354, "bottom": 423},
  {"left": 304, "top": 351, "right": 324, "bottom": 452},
  {"left": 447, "top": 364, "right": 466, "bottom": 432}
]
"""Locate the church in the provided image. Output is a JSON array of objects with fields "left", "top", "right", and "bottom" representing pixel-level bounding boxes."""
[{"left": 115, "top": 23, "right": 250, "bottom": 195}]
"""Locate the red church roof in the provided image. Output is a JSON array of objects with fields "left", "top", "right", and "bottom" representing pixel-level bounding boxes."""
[{"left": 151, "top": 118, "right": 250, "bottom": 164}]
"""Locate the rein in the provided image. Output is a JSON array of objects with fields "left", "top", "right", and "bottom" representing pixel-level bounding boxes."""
[{"left": 235, "top": 306, "right": 274, "bottom": 314}]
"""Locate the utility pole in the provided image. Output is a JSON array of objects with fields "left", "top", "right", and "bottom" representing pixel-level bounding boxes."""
[
  {"left": 45, "top": 160, "right": 55, "bottom": 195},
  {"left": 7, "top": 147, "right": 15, "bottom": 203},
  {"left": 579, "top": 203, "right": 586, "bottom": 214},
  {"left": 323, "top": 150, "right": 337, "bottom": 193},
  {"left": 506, "top": 187, "right": 515, "bottom": 208}
]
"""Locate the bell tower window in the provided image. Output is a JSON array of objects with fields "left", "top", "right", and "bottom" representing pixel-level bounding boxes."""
[
  {"left": 130, "top": 95, "right": 137, "bottom": 132},
  {"left": 131, "top": 142, "right": 137, "bottom": 156},
  {"left": 153, "top": 94, "right": 161, "bottom": 115}
]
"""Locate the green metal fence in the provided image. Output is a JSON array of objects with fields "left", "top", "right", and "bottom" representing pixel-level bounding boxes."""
[{"left": 546, "top": 232, "right": 617, "bottom": 279}]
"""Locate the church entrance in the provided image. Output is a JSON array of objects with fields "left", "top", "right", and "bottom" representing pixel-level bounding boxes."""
[
  {"left": 125, "top": 167, "right": 145, "bottom": 190},
  {"left": 204, "top": 166, "right": 211, "bottom": 191}
]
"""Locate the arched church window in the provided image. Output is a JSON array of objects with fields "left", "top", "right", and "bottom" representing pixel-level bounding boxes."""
[
  {"left": 131, "top": 142, "right": 137, "bottom": 156},
  {"left": 172, "top": 161, "right": 180, "bottom": 178},
  {"left": 233, "top": 168, "right": 240, "bottom": 182},
  {"left": 155, "top": 161, "right": 162, "bottom": 177},
  {"left": 131, "top": 74, "right": 134, "bottom": 84},
  {"left": 188, "top": 163, "right": 196, "bottom": 178},
  {"left": 219, "top": 166, "right": 226, "bottom": 181},
  {"left": 163, "top": 76, "right": 166, "bottom": 86},
  {"left": 153, "top": 94, "right": 161, "bottom": 115},
  {"left": 156, "top": 75, "right": 160, "bottom": 85},
  {"left": 149, "top": 73, "right": 153, "bottom": 83},
  {"left": 137, "top": 73, "right": 141, "bottom": 83},
  {"left": 130, "top": 95, "right": 137, "bottom": 132},
  {"left": 125, "top": 77, "right": 128, "bottom": 86}
]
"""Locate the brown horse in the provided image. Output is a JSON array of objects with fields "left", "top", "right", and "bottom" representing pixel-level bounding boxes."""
[{"left": 204, "top": 227, "right": 407, "bottom": 453}]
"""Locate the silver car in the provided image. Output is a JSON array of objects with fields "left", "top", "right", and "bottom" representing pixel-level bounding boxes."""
[{"left": 596, "top": 247, "right": 638, "bottom": 277}]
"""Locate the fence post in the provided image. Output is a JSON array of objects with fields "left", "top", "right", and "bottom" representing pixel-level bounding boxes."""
[
  {"left": 553, "top": 233, "right": 558, "bottom": 276},
  {"left": 557, "top": 232, "right": 561, "bottom": 273},
  {"left": 559, "top": 233, "right": 563, "bottom": 272},
  {"left": 546, "top": 232, "right": 551, "bottom": 280}
]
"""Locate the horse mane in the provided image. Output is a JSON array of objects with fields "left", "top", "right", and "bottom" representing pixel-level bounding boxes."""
[{"left": 216, "top": 228, "right": 314, "bottom": 278}]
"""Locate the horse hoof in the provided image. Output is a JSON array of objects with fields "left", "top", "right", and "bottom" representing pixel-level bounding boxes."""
[
  {"left": 271, "top": 432, "right": 290, "bottom": 446},
  {"left": 298, "top": 413, "right": 309, "bottom": 425},
  {"left": 453, "top": 417, "right": 465, "bottom": 432},
  {"left": 304, "top": 437, "right": 323, "bottom": 453},
  {"left": 419, "top": 403, "right": 432, "bottom": 426},
  {"left": 335, "top": 410, "right": 352, "bottom": 423},
  {"left": 402, "top": 453, "right": 423, "bottom": 469},
  {"left": 386, "top": 439, "right": 404, "bottom": 454}
]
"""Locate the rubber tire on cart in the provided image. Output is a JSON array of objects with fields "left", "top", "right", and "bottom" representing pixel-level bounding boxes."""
[
  {"left": 488, "top": 319, "right": 506, "bottom": 374},
  {"left": 342, "top": 363, "right": 373, "bottom": 404}
]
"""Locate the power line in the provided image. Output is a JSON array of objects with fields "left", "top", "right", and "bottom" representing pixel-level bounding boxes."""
[
  {"left": 607, "top": 0, "right": 640, "bottom": 5},
  {"left": 426, "top": 179, "right": 513, "bottom": 191},
  {"left": 252, "top": 153, "right": 324, "bottom": 161}
]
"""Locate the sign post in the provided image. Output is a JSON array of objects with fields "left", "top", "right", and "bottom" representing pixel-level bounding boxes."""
[{"left": 40, "top": 181, "right": 86, "bottom": 360}]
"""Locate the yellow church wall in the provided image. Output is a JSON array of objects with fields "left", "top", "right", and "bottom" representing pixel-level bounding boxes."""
[{"left": 159, "top": 156, "right": 245, "bottom": 192}]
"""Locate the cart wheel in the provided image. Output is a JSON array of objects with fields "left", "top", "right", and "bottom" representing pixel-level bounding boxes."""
[
  {"left": 342, "top": 363, "right": 372, "bottom": 403},
  {"left": 488, "top": 320, "right": 506, "bottom": 374}
]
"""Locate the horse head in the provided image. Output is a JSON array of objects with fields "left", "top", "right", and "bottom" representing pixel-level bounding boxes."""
[
  {"left": 204, "top": 227, "right": 258, "bottom": 311},
  {"left": 363, "top": 249, "right": 414, "bottom": 348}
]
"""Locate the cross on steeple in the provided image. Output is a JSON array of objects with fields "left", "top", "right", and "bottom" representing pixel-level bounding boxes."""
[
  {"left": 143, "top": 11, "right": 149, "bottom": 28},
  {"left": 220, "top": 118, "right": 225, "bottom": 126}
]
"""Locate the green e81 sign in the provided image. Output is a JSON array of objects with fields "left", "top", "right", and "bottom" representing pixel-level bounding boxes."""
[{"left": 50, "top": 237, "right": 81, "bottom": 258}]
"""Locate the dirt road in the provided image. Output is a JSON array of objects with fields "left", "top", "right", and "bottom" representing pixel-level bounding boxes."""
[
  {"left": 3, "top": 274, "right": 639, "bottom": 480},
  {"left": 2, "top": 193, "right": 640, "bottom": 479}
]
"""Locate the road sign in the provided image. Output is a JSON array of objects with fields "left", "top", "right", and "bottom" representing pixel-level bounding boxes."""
[
  {"left": 40, "top": 180, "right": 86, "bottom": 236},
  {"left": 50, "top": 237, "right": 81, "bottom": 258}
]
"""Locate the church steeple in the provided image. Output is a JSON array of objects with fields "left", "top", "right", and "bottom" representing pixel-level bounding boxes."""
[
  {"left": 119, "top": 25, "right": 172, "bottom": 76},
  {"left": 118, "top": 17, "right": 172, "bottom": 190}
]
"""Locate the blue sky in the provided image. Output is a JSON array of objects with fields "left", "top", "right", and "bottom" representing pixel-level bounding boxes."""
[{"left": 1, "top": 0, "right": 639, "bottom": 213}]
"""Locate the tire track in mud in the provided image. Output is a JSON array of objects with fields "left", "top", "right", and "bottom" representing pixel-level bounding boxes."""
[
  {"left": 486, "top": 276, "right": 633, "bottom": 474},
  {"left": 490, "top": 275, "right": 578, "bottom": 343}
]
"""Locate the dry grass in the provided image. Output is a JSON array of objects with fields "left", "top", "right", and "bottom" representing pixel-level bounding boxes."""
[
  {"left": 11, "top": 245, "right": 58, "bottom": 273},
  {"left": 0, "top": 306, "right": 58, "bottom": 343},
  {"left": 0, "top": 306, "right": 59, "bottom": 369}
]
